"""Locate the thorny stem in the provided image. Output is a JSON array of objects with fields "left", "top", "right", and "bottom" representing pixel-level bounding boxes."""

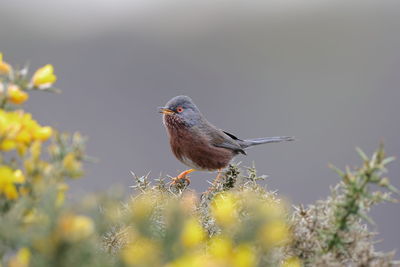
[
  {"left": 327, "top": 184, "right": 364, "bottom": 250},
  {"left": 326, "top": 146, "right": 397, "bottom": 252}
]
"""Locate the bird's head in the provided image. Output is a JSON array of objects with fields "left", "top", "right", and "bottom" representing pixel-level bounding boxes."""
[{"left": 159, "top": 95, "right": 202, "bottom": 127}]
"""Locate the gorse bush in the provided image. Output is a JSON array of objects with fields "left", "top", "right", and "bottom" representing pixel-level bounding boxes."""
[{"left": 0, "top": 54, "right": 398, "bottom": 267}]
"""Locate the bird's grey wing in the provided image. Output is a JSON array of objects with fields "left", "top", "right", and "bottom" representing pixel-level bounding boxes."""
[
  {"left": 193, "top": 120, "right": 246, "bottom": 154},
  {"left": 210, "top": 130, "right": 246, "bottom": 155}
]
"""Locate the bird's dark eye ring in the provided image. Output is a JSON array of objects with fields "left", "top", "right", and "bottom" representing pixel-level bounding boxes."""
[{"left": 176, "top": 106, "right": 184, "bottom": 113}]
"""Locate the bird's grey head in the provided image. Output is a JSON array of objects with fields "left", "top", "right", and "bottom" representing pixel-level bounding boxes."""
[{"left": 159, "top": 95, "right": 202, "bottom": 127}]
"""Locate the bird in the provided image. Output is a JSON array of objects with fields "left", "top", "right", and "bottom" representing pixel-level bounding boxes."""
[{"left": 159, "top": 95, "right": 293, "bottom": 185}]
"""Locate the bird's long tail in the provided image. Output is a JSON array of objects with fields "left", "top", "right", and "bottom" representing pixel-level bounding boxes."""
[{"left": 240, "top": 136, "right": 294, "bottom": 148}]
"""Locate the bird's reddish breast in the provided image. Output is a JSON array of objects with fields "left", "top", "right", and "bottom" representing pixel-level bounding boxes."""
[{"left": 164, "top": 115, "right": 233, "bottom": 170}]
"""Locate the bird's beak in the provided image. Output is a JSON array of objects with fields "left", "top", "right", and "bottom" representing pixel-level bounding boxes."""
[{"left": 158, "top": 107, "right": 175, "bottom": 115}]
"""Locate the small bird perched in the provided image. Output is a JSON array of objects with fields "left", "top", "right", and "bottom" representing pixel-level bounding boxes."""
[{"left": 159, "top": 95, "right": 293, "bottom": 185}]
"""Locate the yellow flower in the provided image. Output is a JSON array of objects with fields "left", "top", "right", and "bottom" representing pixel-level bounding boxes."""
[
  {"left": 282, "top": 257, "right": 302, "bottom": 267},
  {"left": 62, "top": 152, "right": 82, "bottom": 177},
  {"left": 3, "top": 183, "right": 18, "bottom": 200},
  {"left": 32, "top": 64, "right": 57, "bottom": 87},
  {"left": 260, "top": 199, "right": 286, "bottom": 218},
  {"left": 58, "top": 214, "right": 94, "bottom": 242},
  {"left": 209, "top": 236, "right": 233, "bottom": 259},
  {"left": 0, "top": 53, "right": 11, "bottom": 75},
  {"left": 30, "top": 141, "right": 42, "bottom": 160},
  {"left": 7, "top": 85, "right": 29, "bottom": 105},
  {"left": 13, "top": 169, "right": 26, "bottom": 183},
  {"left": 260, "top": 220, "right": 290, "bottom": 246},
  {"left": 8, "top": 247, "right": 30, "bottom": 267},
  {"left": 0, "top": 110, "right": 52, "bottom": 153},
  {"left": 0, "top": 166, "right": 25, "bottom": 200},
  {"left": 233, "top": 244, "right": 256, "bottom": 267},
  {"left": 211, "top": 192, "right": 238, "bottom": 227},
  {"left": 167, "top": 254, "right": 208, "bottom": 267},
  {"left": 180, "top": 218, "right": 206, "bottom": 248},
  {"left": 129, "top": 195, "right": 154, "bottom": 222},
  {"left": 121, "top": 238, "right": 160, "bottom": 266},
  {"left": 0, "top": 140, "right": 16, "bottom": 151},
  {"left": 33, "top": 126, "right": 53, "bottom": 141},
  {"left": 16, "top": 130, "right": 31, "bottom": 144}
]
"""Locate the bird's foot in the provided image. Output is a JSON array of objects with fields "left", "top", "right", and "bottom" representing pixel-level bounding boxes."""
[
  {"left": 170, "top": 175, "right": 191, "bottom": 186},
  {"left": 169, "top": 169, "right": 195, "bottom": 188}
]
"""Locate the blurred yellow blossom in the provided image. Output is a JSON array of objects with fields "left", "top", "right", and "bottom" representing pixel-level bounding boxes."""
[
  {"left": 0, "top": 110, "right": 53, "bottom": 154},
  {"left": 33, "top": 126, "right": 53, "bottom": 141},
  {"left": 209, "top": 236, "right": 233, "bottom": 259},
  {"left": 57, "top": 214, "right": 94, "bottom": 242},
  {"left": 0, "top": 166, "right": 25, "bottom": 200},
  {"left": 30, "top": 141, "right": 42, "bottom": 160},
  {"left": 167, "top": 254, "right": 209, "bottom": 267},
  {"left": 13, "top": 169, "right": 25, "bottom": 183},
  {"left": 32, "top": 64, "right": 57, "bottom": 87},
  {"left": 211, "top": 192, "right": 238, "bottom": 227},
  {"left": 121, "top": 238, "right": 160, "bottom": 266},
  {"left": 0, "top": 140, "right": 16, "bottom": 151},
  {"left": 260, "top": 199, "right": 286, "bottom": 218},
  {"left": 282, "top": 257, "right": 302, "bottom": 267},
  {"left": 8, "top": 247, "right": 31, "bottom": 267},
  {"left": 16, "top": 129, "right": 31, "bottom": 144},
  {"left": 62, "top": 152, "right": 81, "bottom": 175},
  {"left": 233, "top": 244, "right": 256, "bottom": 267},
  {"left": 260, "top": 220, "right": 290, "bottom": 246},
  {"left": 208, "top": 238, "right": 256, "bottom": 267},
  {"left": 0, "top": 53, "right": 11, "bottom": 74},
  {"left": 180, "top": 218, "right": 206, "bottom": 248},
  {"left": 129, "top": 194, "right": 155, "bottom": 222},
  {"left": 7, "top": 85, "right": 29, "bottom": 105}
]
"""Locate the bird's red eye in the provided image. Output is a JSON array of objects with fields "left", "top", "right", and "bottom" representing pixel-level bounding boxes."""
[{"left": 176, "top": 106, "right": 184, "bottom": 113}]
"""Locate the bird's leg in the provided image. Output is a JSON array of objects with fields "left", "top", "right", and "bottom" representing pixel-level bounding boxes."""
[
  {"left": 171, "top": 169, "right": 196, "bottom": 185},
  {"left": 213, "top": 169, "right": 224, "bottom": 184},
  {"left": 203, "top": 169, "right": 225, "bottom": 194}
]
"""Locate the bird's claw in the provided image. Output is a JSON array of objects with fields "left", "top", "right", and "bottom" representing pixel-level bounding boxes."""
[
  {"left": 168, "top": 169, "right": 195, "bottom": 191},
  {"left": 170, "top": 175, "right": 191, "bottom": 186}
]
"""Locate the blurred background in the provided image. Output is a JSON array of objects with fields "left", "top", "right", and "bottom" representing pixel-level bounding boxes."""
[{"left": 1, "top": 0, "right": 399, "bottom": 253}]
